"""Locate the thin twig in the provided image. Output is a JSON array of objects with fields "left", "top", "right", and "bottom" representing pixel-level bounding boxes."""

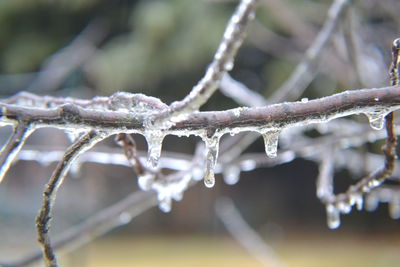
[
  {"left": 35, "top": 130, "right": 106, "bottom": 267},
  {"left": 5, "top": 191, "right": 156, "bottom": 267},
  {"left": 1, "top": 85, "right": 400, "bottom": 135},
  {"left": 267, "top": 0, "right": 351, "bottom": 103},
  {"left": 153, "top": 0, "right": 257, "bottom": 127},
  {"left": 215, "top": 197, "right": 286, "bottom": 267},
  {"left": 0, "top": 122, "right": 33, "bottom": 183}
]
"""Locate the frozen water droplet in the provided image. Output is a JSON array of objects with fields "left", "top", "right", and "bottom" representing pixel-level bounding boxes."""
[
  {"left": 203, "top": 136, "right": 220, "bottom": 188},
  {"left": 365, "top": 109, "right": 389, "bottom": 130},
  {"left": 262, "top": 130, "right": 280, "bottom": 158},
  {"left": 350, "top": 193, "right": 363, "bottom": 210},
  {"left": 224, "top": 60, "right": 234, "bottom": 71},
  {"left": 172, "top": 191, "right": 183, "bottom": 202},
  {"left": 365, "top": 193, "right": 379, "bottom": 211},
  {"left": 367, "top": 179, "right": 382, "bottom": 188},
  {"left": 223, "top": 165, "right": 241, "bottom": 185},
  {"left": 326, "top": 204, "right": 341, "bottom": 229},
  {"left": 240, "top": 159, "right": 256, "bottom": 171},
  {"left": 336, "top": 201, "right": 351, "bottom": 214},
  {"left": 159, "top": 196, "right": 172, "bottom": 213},
  {"left": 119, "top": 212, "right": 132, "bottom": 224},
  {"left": 146, "top": 131, "right": 164, "bottom": 169},
  {"left": 301, "top": 98, "right": 309, "bottom": 103},
  {"left": 389, "top": 198, "right": 400, "bottom": 219},
  {"left": 204, "top": 169, "right": 215, "bottom": 188},
  {"left": 192, "top": 166, "right": 204, "bottom": 181},
  {"left": 138, "top": 173, "right": 154, "bottom": 191}
]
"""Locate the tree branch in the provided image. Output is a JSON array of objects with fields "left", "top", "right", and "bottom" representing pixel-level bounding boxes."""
[
  {"left": 35, "top": 130, "right": 106, "bottom": 267},
  {"left": 1, "top": 85, "right": 400, "bottom": 135}
]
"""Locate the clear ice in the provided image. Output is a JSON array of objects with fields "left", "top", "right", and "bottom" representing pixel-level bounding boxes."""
[{"left": 262, "top": 130, "right": 280, "bottom": 158}]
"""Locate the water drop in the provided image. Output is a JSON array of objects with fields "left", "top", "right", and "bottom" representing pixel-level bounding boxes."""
[
  {"left": 262, "top": 130, "right": 280, "bottom": 158},
  {"left": 389, "top": 199, "right": 400, "bottom": 219},
  {"left": 159, "top": 196, "right": 172, "bottom": 213},
  {"left": 367, "top": 179, "right": 382, "bottom": 188},
  {"left": 138, "top": 173, "right": 154, "bottom": 191},
  {"left": 301, "top": 98, "right": 309, "bottom": 103},
  {"left": 146, "top": 131, "right": 165, "bottom": 169},
  {"left": 203, "top": 136, "right": 220, "bottom": 188},
  {"left": 240, "top": 159, "right": 256, "bottom": 171},
  {"left": 119, "top": 212, "right": 132, "bottom": 224},
  {"left": 365, "top": 194, "right": 379, "bottom": 211},
  {"left": 365, "top": 109, "right": 389, "bottom": 130},
  {"left": 222, "top": 165, "right": 241, "bottom": 185},
  {"left": 336, "top": 201, "right": 351, "bottom": 214},
  {"left": 326, "top": 204, "right": 341, "bottom": 229},
  {"left": 350, "top": 193, "right": 363, "bottom": 210},
  {"left": 224, "top": 60, "right": 234, "bottom": 71}
]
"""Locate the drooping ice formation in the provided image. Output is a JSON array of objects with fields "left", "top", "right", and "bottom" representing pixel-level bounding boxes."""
[
  {"left": 203, "top": 136, "right": 220, "bottom": 188},
  {"left": 326, "top": 204, "right": 341, "bottom": 229},
  {"left": 262, "top": 129, "right": 280, "bottom": 158},
  {"left": 364, "top": 109, "right": 390, "bottom": 130}
]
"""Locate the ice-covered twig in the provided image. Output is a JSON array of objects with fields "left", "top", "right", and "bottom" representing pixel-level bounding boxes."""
[
  {"left": 0, "top": 122, "right": 33, "bottom": 183},
  {"left": 5, "top": 191, "right": 156, "bottom": 267},
  {"left": 1, "top": 86, "right": 400, "bottom": 135},
  {"left": 35, "top": 130, "right": 107, "bottom": 267},
  {"left": 26, "top": 19, "right": 108, "bottom": 93},
  {"left": 152, "top": 0, "right": 257, "bottom": 127},
  {"left": 220, "top": 73, "right": 267, "bottom": 107},
  {"left": 215, "top": 197, "right": 286, "bottom": 267},
  {"left": 268, "top": 0, "right": 350, "bottom": 103}
]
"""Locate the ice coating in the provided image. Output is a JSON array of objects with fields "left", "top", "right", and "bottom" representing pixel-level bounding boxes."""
[
  {"left": 203, "top": 136, "right": 220, "bottom": 188},
  {"left": 326, "top": 204, "right": 341, "bottom": 229},
  {"left": 145, "top": 131, "right": 165, "bottom": 169},
  {"left": 262, "top": 129, "right": 280, "bottom": 158},
  {"left": 364, "top": 108, "right": 390, "bottom": 130}
]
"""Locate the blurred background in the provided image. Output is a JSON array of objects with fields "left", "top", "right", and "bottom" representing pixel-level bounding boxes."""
[{"left": 0, "top": 0, "right": 400, "bottom": 266}]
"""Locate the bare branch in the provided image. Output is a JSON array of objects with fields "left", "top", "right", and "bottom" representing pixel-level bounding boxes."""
[
  {"left": 153, "top": 0, "right": 257, "bottom": 127},
  {"left": 0, "top": 123, "right": 33, "bottom": 183},
  {"left": 220, "top": 73, "right": 267, "bottom": 107},
  {"left": 268, "top": 0, "right": 350, "bottom": 103},
  {"left": 2, "top": 86, "right": 400, "bottom": 135},
  {"left": 6, "top": 191, "right": 156, "bottom": 267},
  {"left": 35, "top": 131, "right": 106, "bottom": 267},
  {"left": 215, "top": 197, "right": 286, "bottom": 267}
]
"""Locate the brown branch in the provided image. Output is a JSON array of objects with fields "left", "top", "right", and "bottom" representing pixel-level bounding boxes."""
[
  {"left": 5, "top": 191, "right": 156, "bottom": 267},
  {"left": 267, "top": 0, "right": 351, "bottom": 103},
  {"left": 35, "top": 130, "right": 106, "bottom": 267},
  {"left": 153, "top": 0, "right": 257, "bottom": 126},
  {"left": 0, "top": 122, "right": 33, "bottom": 183},
  {"left": 1, "top": 85, "right": 400, "bottom": 134}
]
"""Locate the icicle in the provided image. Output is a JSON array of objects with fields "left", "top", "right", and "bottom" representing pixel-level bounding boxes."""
[
  {"left": 365, "top": 193, "right": 379, "bottom": 212},
  {"left": 326, "top": 204, "right": 341, "bottom": 229},
  {"left": 222, "top": 165, "right": 241, "bottom": 185},
  {"left": 138, "top": 173, "right": 154, "bottom": 191},
  {"left": 158, "top": 196, "right": 172, "bottom": 213},
  {"left": 145, "top": 131, "right": 165, "bottom": 169},
  {"left": 365, "top": 109, "right": 389, "bottom": 130},
  {"left": 336, "top": 201, "right": 351, "bottom": 214},
  {"left": 349, "top": 193, "right": 363, "bottom": 210},
  {"left": 389, "top": 198, "right": 400, "bottom": 219},
  {"left": 262, "top": 129, "right": 280, "bottom": 158},
  {"left": 204, "top": 136, "right": 220, "bottom": 188}
]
